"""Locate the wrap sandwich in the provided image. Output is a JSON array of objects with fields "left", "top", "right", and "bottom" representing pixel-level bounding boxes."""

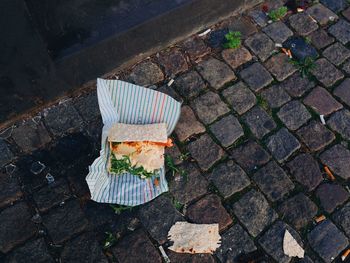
[{"left": 107, "top": 123, "right": 173, "bottom": 179}]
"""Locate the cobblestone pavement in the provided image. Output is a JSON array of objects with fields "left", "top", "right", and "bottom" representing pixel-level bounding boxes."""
[{"left": 1, "top": 0, "right": 350, "bottom": 262}]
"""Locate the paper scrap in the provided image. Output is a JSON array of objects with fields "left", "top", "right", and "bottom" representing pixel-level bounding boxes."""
[
  {"left": 168, "top": 222, "right": 221, "bottom": 254},
  {"left": 283, "top": 230, "right": 304, "bottom": 258},
  {"left": 198, "top": 29, "right": 211, "bottom": 37},
  {"left": 320, "top": 115, "right": 326, "bottom": 125},
  {"left": 159, "top": 246, "right": 170, "bottom": 263},
  {"left": 167, "top": 79, "right": 174, "bottom": 86}
]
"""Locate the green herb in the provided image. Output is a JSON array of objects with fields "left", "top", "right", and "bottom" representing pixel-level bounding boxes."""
[
  {"left": 290, "top": 56, "right": 316, "bottom": 78},
  {"left": 268, "top": 6, "right": 288, "bottom": 21},
  {"left": 304, "top": 36, "right": 312, "bottom": 44},
  {"left": 110, "top": 204, "right": 132, "bottom": 215},
  {"left": 173, "top": 199, "right": 184, "bottom": 211},
  {"left": 165, "top": 155, "right": 188, "bottom": 182},
  {"left": 110, "top": 153, "right": 155, "bottom": 179},
  {"left": 223, "top": 31, "right": 241, "bottom": 49},
  {"left": 179, "top": 152, "right": 190, "bottom": 161},
  {"left": 103, "top": 232, "right": 117, "bottom": 249}
]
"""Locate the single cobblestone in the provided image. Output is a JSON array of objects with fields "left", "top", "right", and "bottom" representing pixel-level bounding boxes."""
[
  {"left": 128, "top": 60, "right": 164, "bottom": 86},
  {"left": 262, "top": 21, "right": 293, "bottom": 43},
  {"left": 334, "top": 79, "right": 350, "bottom": 107},
  {"left": 244, "top": 33, "right": 275, "bottom": 61},
  {"left": 311, "top": 59, "right": 344, "bottom": 87},
  {"left": 265, "top": 53, "right": 297, "bottom": 81},
  {"left": 297, "top": 121, "right": 335, "bottom": 151},
  {"left": 174, "top": 70, "right": 206, "bottom": 99},
  {"left": 316, "top": 183, "right": 349, "bottom": 213},
  {"left": 216, "top": 224, "right": 256, "bottom": 263},
  {"left": 306, "top": 3, "right": 338, "bottom": 26},
  {"left": 32, "top": 179, "right": 71, "bottom": 212},
  {"left": 304, "top": 86, "right": 343, "bottom": 115},
  {"left": 289, "top": 13, "right": 318, "bottom": 36},
  {"left": 278, "top": 193, "right": 318, "bottom": 229},
  {"left": 280, "top": 73, "right": 315, "bottom": 98},
  {"left": 222, "top": 82, "right": 256, "bottom": 115},
  {"left": 187, "top": 134, "right": 224, "bottom": 171},
  {"left": 196, "top": 57, "right": 236, "bottom": 90},
  {"left": 328, "top": 19, "right": 350, "bottom": 45},
  {"left": 320, "top": 0, "right": 348, "bottom": 12},
  {"left": 208, "top": 28, "right": 229, "bottom": 49},
  {"left": 157, "top": 48, "right": 188, "bottom": 77},
  {"left": 0, "top": 202, "right": 37, "bottom": 253},
  {"left": 266, "top": 128, "right": 301, "bottom": 163},
  {"left": 138, "top": 196, "right": 183, "bottom": 244},
  {"left": 73, "top": 92, "right": 100, "bottom": 121},
  {"left": 243, "top": 106, "right": 276, "bottom": 139},
  {"left": 0, "top": 139, "right": 14, "bottom": 168},
  {"left": 240, "top": 62, "right": 273, "bottom": 92},
  {"left": 327, "top": 109, "right": 350, "bottom": 140},
  {"left": 277, "top": 100, "right": 311, "bottom": 131},
  {"left": 210, "top": 115, "right": 244, "bottom": 147},
  {"left": 308, "top": 220, "right": 349, "bottom": 263},
  {"left": 191, "top": 91, "right": 230, "bottom": 124},
  {"left": 310, "top": 29, "right": 335, "bottom": 49},
  {"left": 181, "top": 36, "right": 211, "bottom": 62},
  {"left": 226, "top": 16, "right": 258, "bottom": 38},
  {"left": 259, "top": 221, "right": 303, "bottom": 263},
  {"left": 323, "top": 42, "right": 350, "bottom": 66},
  {"left": 287, "top": 153, "right": 323, "bottom": 191},
  {"left": 169, "top": 162, "right": 208, "bottom": 204},
  {"left": 210, "top": 161, "right": 250, "bottom": 199},
  {"left": 112, "top": 229, "right": 162, "bottom": 263},
  {"left": 231, "top": 140, "right": 270, "bottom": 172},
  {"left": 252, "top": 161, "right": 294, "bottom": 202},
  {"left": 0, "top": 172, "right": 22, "bottom": 208},
  {"left": 248, "top": 9, "right": 268, "bottom": 27},
  {"left": 44, "top": 102, "right": 84, "bottom": 136},
  {"left": 261, "top": 85, "right": 291, "bottom": 108},
  {"left": 83, "top": 201, "right": 116, "bottom": 228},
  {"left": 333, "top": 201, "right": 350, "bottom": 238},
  {"left": 61, "top": 233, "right": 108, "bottom": 263},
  {"left": 221, "top": 46, "right": 252, "bottom": 69},
  {"left": 12, "top": 120, "right": 51, "bottom": 153},
  {"left": 6, "top": 238, "right": 54, "bottom": 263},
  {"left": 174, "top": 106, "right": 205, "bottom": 142},
  {"left": 186, "top": 194, "right": 233, "bottom": 231},
  {"left": 321, "top": 144, "right": 350, "bottom": 180},
  {"left": 42, "top": 199, "right": 88, "bottom": 244},
  {"left": 232, "top": 189, "right": 277, "bottom": 237}
]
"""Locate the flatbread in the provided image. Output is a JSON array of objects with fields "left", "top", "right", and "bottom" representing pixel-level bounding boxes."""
[
  {"left": 283, "top": 230, "right": 304, "bottom": 258},
  {"left": 108, "top": 123, "right": 167, "bottom": 143},
  {"left": 168, "top": 222, "right": 221, "bottom": 254}
]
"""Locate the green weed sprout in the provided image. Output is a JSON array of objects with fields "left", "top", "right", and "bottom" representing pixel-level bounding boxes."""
[
  {"left": 290, "top": 56, "right": 316, "bottom": 78},
  {"left": 268, "top": 6, "right": 288, "bottom": 21},
  {"left": 223, "top": 31, "right": 241, "bottom": 49}
]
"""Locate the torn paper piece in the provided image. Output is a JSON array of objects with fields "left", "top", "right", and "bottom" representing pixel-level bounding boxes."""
[
  {"left": 283, "top": 230, "right": 304, "bottom": 258},
  {"left": 320, "top": 115, "right": 326, "bottom": 125},
  {"left": 198, "top": 29, "right": 211, "bottom": 37},
  {"left": 159, "top": 246, "right": 170, "bottom": 263},
  {"left": 168, "top": 222, "right": 221, "bottom": 254}
]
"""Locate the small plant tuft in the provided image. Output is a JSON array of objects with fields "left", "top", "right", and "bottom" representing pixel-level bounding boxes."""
[
  {"left": 268, "top": 6, "right": 288, "bottom": 21},
  {"left": 223, "top": 31, "right": 242, "bottom": 49},
  {"left": 290, "top": 56, "right": 316, "bottom": 78},
  {"left": 103, "top": 232, "right": 117, "bottom": 249},
  {"left": 110, "top": 204, "right": 132, "bottom": 215},
  {"left": 165, "top": 155, "right": 188, "bottom": 181}
]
